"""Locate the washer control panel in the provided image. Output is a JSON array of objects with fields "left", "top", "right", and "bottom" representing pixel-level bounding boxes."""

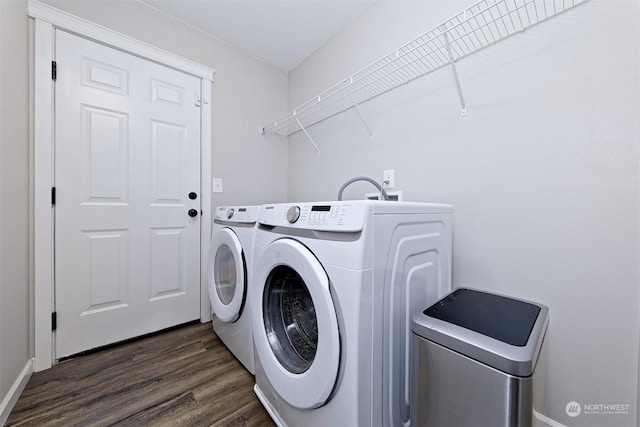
[{"left": 260, "top": 202, "right": 367, "bottom": 232}]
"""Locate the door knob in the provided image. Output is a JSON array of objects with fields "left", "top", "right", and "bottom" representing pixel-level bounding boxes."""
[{"left": 188, "top": 209, "right": 198, "bottom": 217}]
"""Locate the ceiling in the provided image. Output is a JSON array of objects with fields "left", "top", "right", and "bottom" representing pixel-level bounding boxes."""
[{"left": 138, "top": 0, "right": 373, "bottom": 72}]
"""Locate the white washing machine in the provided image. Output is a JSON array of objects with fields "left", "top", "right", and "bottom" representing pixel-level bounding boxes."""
[
  {"left": 251, "top": 200, "right": 453, "bottom": 426},
  {"left": 207, "top": 205, "right": 259, "bottom": 374}
]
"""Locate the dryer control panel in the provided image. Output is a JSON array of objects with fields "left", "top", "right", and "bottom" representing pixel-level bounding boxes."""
[
  {"left": 259, "top": 202, "right": 367, "bottom": 232},
  {"left": 214, "top": 206, "right": 260, "bottom": 224}
]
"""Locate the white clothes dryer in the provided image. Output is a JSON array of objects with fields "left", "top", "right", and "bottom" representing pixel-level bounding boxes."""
[
  {"left": 207, "top": 205, "right": 259, "bottom": 374},
  {"left": 251, "top": 200, "right": 453, "bottom": 427}
]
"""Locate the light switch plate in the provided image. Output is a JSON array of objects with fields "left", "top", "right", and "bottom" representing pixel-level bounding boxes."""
[{"left": 212, "top": 178, "right": 223, "bottom": 193}]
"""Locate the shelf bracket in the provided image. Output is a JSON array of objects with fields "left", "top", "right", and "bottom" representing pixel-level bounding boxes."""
[
  {"left": 293, "top": 113, "right": 320, "bottom": 154},
  {"left": 442, "top": 30, "right": 467, "bottom": 116},
  {"left": 347, "top": 83, "right": 374, "bottom": 141}
]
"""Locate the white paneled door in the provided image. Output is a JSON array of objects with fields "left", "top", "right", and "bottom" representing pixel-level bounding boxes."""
[{"left": 54, "top": 30, "right": 202, "bottom": 358}]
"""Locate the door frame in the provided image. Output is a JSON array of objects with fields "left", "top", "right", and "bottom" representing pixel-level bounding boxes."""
[{"left": 29, "top": 0, "right": 215, "bottom": 371}]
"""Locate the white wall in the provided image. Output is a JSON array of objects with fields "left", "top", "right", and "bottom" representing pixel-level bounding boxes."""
[
  {"left": 41, "top": 0, "right": 289, "bottom": 207},
  {"left": 0, "top": 0, "right": 32, "bottom": 420},
  {"left": 288, "top": 1, "right": 639, "bottom": 426}
]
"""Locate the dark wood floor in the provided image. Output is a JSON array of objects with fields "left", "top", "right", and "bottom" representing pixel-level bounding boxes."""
[{"left": 6, "top": 322, "right": 275, "bottom": 427}]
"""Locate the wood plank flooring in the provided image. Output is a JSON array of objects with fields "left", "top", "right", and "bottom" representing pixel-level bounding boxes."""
[{"left": 6, "top": 322, "right": 275, "bottom": 427}]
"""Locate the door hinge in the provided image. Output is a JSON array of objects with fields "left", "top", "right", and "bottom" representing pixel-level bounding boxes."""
[
  {"left": 51, "top": 61, "right": 57, "bottom": 80},
  {"left": 51, "top": 187, "right": 56, "bottom": 206},
  {"left": 52, "top": 312, "right": 57, "bottom": 331}
]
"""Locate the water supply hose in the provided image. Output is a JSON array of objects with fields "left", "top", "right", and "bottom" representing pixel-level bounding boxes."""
[{"left": 337, "top": 176, "right": 390, "bottom": 201}]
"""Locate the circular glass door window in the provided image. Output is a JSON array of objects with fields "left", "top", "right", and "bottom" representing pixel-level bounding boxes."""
[
  {"left": 214, "top": 244, "right": 236, "bottom": 305},
  {"left": 263, "top": 265, "right": 318, "bottom": 374}
]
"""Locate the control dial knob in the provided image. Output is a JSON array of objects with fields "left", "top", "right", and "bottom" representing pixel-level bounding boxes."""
[
  {"left": 287, "top": 206, "right": 301, "bottom": 223},
  {"left": 226, "top": 208, "right": 235, "bottom": 220}
]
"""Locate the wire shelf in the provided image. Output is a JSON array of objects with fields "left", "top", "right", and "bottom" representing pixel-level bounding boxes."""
[{"left": 261, "top": 0, "right": 587, "bottom": 139}]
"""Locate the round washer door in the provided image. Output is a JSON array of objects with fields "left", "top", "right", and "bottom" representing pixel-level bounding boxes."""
[
  {"left": 207, "top": 228, "right": 246, "bottom": 322},
  {"left": 252, "top": 239, "right": 340, "bottom": 410}
]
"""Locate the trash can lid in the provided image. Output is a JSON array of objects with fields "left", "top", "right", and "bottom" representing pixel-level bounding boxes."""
[{"left": 411, "top": 288, "right": 549, "bottom": 377}]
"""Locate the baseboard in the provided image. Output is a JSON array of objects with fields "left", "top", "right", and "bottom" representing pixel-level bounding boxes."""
[
  {"left": 0, "top": 358, "right": 34, "bottom": 425},
  {"left": 533, "top": 408, "right": 567, "bottom": 427}
]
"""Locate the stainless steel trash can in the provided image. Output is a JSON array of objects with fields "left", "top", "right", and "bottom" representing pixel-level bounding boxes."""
[{"left": 410, "top": 288, "right": 549, "bottom": 427}]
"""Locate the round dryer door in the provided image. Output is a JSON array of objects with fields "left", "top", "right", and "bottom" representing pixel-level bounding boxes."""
[
  {"left": 252, "top": 239, "right": 340, "bottom": 410},
  {"left": 207, "top": 228, "right": 246, "bottom": 322}
]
